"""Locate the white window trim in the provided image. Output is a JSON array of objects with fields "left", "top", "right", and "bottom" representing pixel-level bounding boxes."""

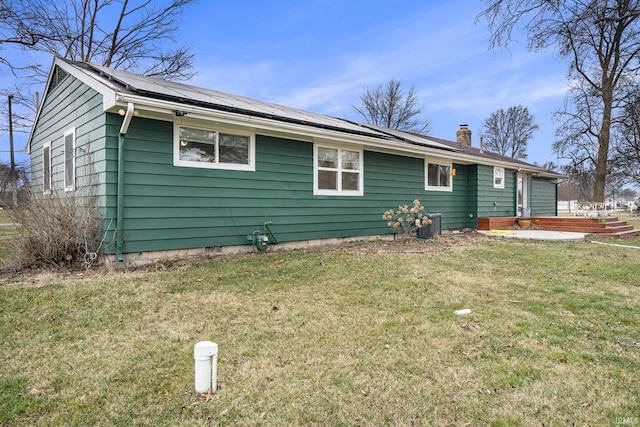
[
  {"left": 425, "top": 156, "right": 453, "bottom": 192},
  {"left": 493, "top": 166, "right": 505, "bottom": 189},
  {"left": 173, "top": 122, "right": 255, "bottom": 171},
  {"left": 313, "top": 144, "right": 364, "bottom": 196},
  {"left": 43, "top": 141, "right": 52, "bottom": 195},
  {"left": 64, "top": 127, "right": 75, "bottom": 191}
]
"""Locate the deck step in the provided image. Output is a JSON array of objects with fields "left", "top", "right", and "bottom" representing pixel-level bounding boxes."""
[
  {"left": 479, "top": 215, "right": 639, "bottom": 238},
  {"left": 604, "top": 229, "right": 640, "bottom": 238},
  {"left": 531, "top": 216, "right": 639, "bottom": 238},
  {"left": 477, "top": 217, "right": 516, "bottom": 230},
  {"left": 536, "top": 225, "right": 635, "bottom": 234}
]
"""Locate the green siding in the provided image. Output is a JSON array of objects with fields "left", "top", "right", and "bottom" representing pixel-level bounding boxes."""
[
  {"left": 531, "top": 178, "right": 557, "bottom": 216},
  {"left": 466, "top": 165, "right": 479, "bottom": 228},
  {"left": 476, "top": 165, "right": 516, "bottom": 217},
  {"left": 98, "top": 116, "right": 478, "bottom": 254},
  {"left": 30, "top": 74, "right": 559, "bottom": 257},
  {"left": 29, "top": 74, "right": 108, "bottom": 221}
]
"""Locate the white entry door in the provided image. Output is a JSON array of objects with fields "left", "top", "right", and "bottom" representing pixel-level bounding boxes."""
[{"left": 517, "top": 174, "right": 528, "bottom": 217}]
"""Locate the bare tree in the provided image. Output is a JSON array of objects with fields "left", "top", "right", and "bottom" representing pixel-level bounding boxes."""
[
  {"left": 0, "top": 2, "right": 45, "bottom": 72},
  {"left": 0, "top": 161, "right": 29, "bottom": 206},
  {"left": 0, "top": 0, "right": 196, "bottom": 81},
  {"left": 557, "top": 164, "right": 595, "bottom": 202},
  {"left": 611, "top": 87, "right": 640, "bottom": 188},
  {"left": 352, "top": 79, "right": 431, "bottom": 134},
  {"left": 538, "top": 161, "right": 558, "bottom": 170},
  {"left": 481, "top": 105, "right": 538, "bottom": 159},
  {"left": 1, "top": 0, "right": 196, "bottom": 162},
  {"left": 478, "top": 0, "right": 640, "bottom": 202}
]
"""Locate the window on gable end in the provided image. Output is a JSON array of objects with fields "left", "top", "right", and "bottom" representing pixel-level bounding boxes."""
[
  {"left": 64, "top": 128, "right": 75, "bottom": 191},
  {"left": 43, "top": 142, "right": 52, "bottom": 194}
]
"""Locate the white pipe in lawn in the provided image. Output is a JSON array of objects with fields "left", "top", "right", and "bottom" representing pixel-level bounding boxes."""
[{"left": 194, "top": 341, "right": 218, "bottom": 393}]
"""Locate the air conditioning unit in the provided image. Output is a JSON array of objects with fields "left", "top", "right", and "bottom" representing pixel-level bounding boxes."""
[{"left": 418, "top": 213, "right": 442, "bottom": 239}]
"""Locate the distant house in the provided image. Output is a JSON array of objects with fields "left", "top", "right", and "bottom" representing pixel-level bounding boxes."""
[{"left": 27, "top": 57, "right": 563, "bottom": 265}]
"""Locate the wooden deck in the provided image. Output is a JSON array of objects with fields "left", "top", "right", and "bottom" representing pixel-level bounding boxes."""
[{"left": 478, "top": 216, "right": 640, "bottom": 238}]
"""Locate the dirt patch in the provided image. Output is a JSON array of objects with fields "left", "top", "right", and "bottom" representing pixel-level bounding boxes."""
[
  {"left": 311, "top": 229, "right": 489, "bottom": 254},
  {"left": 1, "top": 230, "right": 489, "bottom": 284}
]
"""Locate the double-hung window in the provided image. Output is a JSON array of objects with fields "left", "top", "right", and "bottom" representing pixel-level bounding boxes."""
[
  {"left": 43, "top": 141, "right": 52, "bottom": 194},
  {"left": 64, "top": 128, "right": 75, "bottom": 191},
  {"left": 314, "top": 145, "right": 363, "bottom": 196},
  {"left": 493, "top": 167, "right": 505, "bottom": 189},
  {"left": 174, "top": 123, "right": 255, "bottom": 171},
  {"left": 425, "top": 157, "right": 452, "bottom": 191}
]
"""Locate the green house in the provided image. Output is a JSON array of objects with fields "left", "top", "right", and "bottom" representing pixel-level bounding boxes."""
[{"left": 27, "top": 57, "right": 563, "bottom": 265}]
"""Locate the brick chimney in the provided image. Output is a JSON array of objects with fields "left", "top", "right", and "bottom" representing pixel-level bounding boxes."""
[{"left": 456, "top": 124, "right": 472, "bottom": 146}]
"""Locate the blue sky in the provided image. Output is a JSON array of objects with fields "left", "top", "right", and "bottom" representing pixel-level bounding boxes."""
[{"left": 1, "top": 0, "right": 570, "bottom": 167}]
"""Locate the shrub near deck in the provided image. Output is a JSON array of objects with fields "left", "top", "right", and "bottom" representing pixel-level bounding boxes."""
[{"left": 1, "top": 235, "right": 639, "bottom": 425}]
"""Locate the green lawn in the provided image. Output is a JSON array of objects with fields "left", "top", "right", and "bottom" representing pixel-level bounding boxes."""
[
  {"left": 590, "top": 211, "right": 640, "bottom": 247},
  {"left": 619, "top": 210, "right": 640, "bottom": 230},
  {"left": 1, "top": 234, "right": 639, "bottom": 426}
]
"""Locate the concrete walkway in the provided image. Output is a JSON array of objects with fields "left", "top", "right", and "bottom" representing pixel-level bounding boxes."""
[{"left": 478, "top": 229, "right": 589, "bottom": 241}]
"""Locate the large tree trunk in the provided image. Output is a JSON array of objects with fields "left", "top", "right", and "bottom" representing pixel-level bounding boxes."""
[
  {"left": 593, "top": 133, "right": 609, "bottom": 202},
  {"left": 594, "top": 83, "right": 613, "bottom": 202}
]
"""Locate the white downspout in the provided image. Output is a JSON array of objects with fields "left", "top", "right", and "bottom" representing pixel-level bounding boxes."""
[{"left": 116, "top": 102, "right": 135, "bottom": 261}]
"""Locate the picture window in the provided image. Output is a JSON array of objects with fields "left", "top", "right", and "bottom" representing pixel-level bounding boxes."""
[{"left": 174, "top": 124, "right": 254, "bottom": 171}]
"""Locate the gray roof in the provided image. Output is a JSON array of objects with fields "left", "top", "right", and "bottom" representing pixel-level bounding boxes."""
[
  {"left": 51, "top": 58, "right": 562, "bottom": 177},
  {"left": 65, "top": 59, "right": 457, "bottom": 152}
]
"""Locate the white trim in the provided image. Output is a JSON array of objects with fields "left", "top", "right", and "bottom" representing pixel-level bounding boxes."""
[
  {"left": 425, "top": 156, "right": 453, "bottom": 192},
  {"left": 313, "top": 143, "right": 364, "bottom": 196},
  {"left": 36, "top": 59, "right": 562, "bottom": 180},
  {"left": 493, "top": 166, "right": 505, "bottom": 189},
  {"left": 517, "top": 173, "right": 528, "bottom": 217},
  {"left": 26, "top": 57, "right": 117, "bottom": 154},
  {"left": 43, "top": 141, "right": 52, "bottom": 194},
  {"left": 64, "top": 127, "right": 76, "bottom": 191},
  {"left": 173, "top": 122, "right": 255, "bottom": 171},
  {"left": 116, "top": 94, "right": 563, "bottom": 176},
  {"left": 110, "top": 94, "right": 561, "bottom": 178}
]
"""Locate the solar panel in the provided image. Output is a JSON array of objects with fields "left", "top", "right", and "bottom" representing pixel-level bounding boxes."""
[
  {"left": 86, "top": 63, "right": 388, "bottom": 137},
  {"left": 360, "top": 124, "right": 459, "bottom": 151}
]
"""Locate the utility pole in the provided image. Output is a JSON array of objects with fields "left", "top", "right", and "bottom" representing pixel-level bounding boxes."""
[{"left": 8, "top": 94, "right": 17, "bottom": 208}]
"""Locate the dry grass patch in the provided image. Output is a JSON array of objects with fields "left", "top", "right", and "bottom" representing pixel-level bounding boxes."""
[{"left": 1, "top": 235, "right": 639, "bottom": 425}]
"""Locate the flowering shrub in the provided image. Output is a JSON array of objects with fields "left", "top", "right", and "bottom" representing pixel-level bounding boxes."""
[{"left": 382, "top": 199, "right": 432, "bottom": 238}]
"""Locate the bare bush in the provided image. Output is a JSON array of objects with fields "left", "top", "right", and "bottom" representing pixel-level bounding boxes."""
[{"left": 9, "top": 188, "right": 101, "bottom": 269}]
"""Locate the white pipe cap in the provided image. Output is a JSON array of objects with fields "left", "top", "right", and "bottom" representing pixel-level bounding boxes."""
[{"left": 194, "top": 341, "right": 218, "bottom": 360}]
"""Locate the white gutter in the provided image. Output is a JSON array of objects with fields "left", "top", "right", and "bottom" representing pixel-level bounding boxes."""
[
  {"left": 111, "top": 94, "right": 461, "bottom": 157},
  {"left": 112, "top": 93, "right": 563, "bottom": 179}
]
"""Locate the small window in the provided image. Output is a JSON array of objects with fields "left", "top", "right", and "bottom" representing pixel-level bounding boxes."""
[
  {"left": 314, "top": 145, "right": 363, "bottom": 196},
  {"left": 425, "top": 157, "right": 452, "bottom": 191},
  {"left": 64, "top": 128, "right": 75, "bottom": 191},
  {"left": 174, "top": 124, "right": 254, "bottom": 171},
  {"left": 43, "top": 142, "right": 52, "bottom": 194},
  {"left": 493, "top": 167, "right": 505, "bottom": 189}
]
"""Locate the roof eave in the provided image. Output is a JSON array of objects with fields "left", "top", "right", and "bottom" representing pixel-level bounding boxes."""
[
  {"left": 26, "top": 57, "right": 119, "bottom": 154},
  {"left": 111, "top": 92, "right": 461, "bottom": 159}
]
